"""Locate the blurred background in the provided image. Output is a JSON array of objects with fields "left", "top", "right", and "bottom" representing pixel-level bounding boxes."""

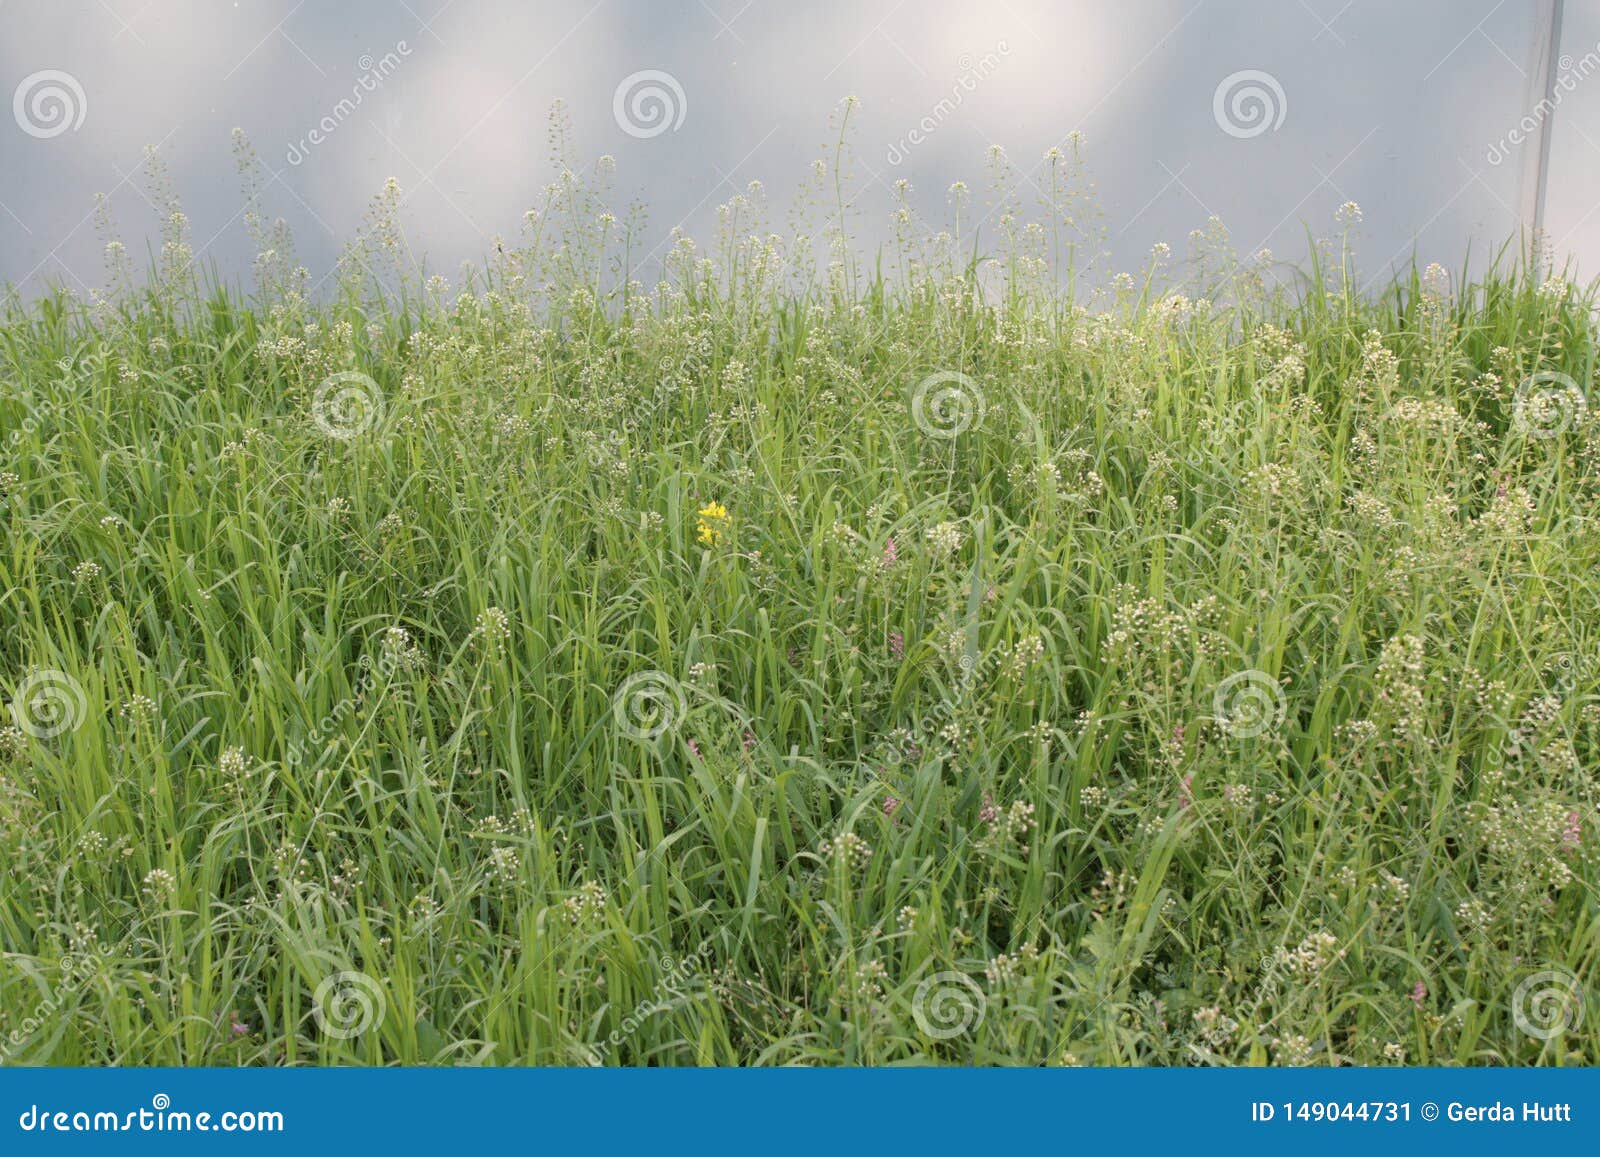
[{"left": 0, "top": 0, "right": 1592, "bottom": 299}]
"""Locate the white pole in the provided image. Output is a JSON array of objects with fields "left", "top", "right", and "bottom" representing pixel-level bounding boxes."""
[{"left": 1528, "top": 0, "right": 1565, "bottom": 269}]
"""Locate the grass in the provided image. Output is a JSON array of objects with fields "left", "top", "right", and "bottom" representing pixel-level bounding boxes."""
[{"left": 0, "top": 120, "right": 1597, "bottom": 1066}]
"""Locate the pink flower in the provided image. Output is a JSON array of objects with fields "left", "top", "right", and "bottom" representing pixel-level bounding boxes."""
[
  {"left": 882, "top": 537, "right": 899, "bottom": 568},
  {"left": 743, "top": 729, "right": 756, "bottom": 751},
  {"left": 883, "top": 797, "right": 900, "bottom": 816},
  {"left": 687, "top": 739, "right": 701, "bottom": 760},
  {"left": 1562, "top": 810, "right": 1582, "bottom": 849},
  {"left": 979, "top": 793, "right": 997, "bottom": 825},
  {"left": 1409, "top": 981, "right": 1427, "bottom": 1007},
  {"left": 229, "top": 1015, "right": 248, "bottom": 1037},
  {"left": 1177, "top": 774, "right": 1194, "bottom": 810},
  {"left": 888, "top": 631, "right": 904, "bottom": 660}
]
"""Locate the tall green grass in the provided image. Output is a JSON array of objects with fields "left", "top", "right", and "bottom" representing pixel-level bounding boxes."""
[{"left": 0, "top": 123, "right": 1596, "bottom": 1065}]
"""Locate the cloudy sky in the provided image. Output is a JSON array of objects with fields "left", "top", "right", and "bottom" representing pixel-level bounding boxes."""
[{"left": 1, "top": 0, "right": 1593, "bottom": 299}]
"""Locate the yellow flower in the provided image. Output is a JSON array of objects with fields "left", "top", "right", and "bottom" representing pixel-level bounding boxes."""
[{"left": 696, "top": 501, "right": 729, "bottom": 546}]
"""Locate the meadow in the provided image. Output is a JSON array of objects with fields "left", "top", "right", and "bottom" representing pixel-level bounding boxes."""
[{"left": 1, "top": 120, "right": 1597, "bottom": 1066}]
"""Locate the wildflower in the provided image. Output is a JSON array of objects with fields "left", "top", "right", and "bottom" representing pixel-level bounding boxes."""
[
  {"left": 985, "top": 953, "right": 1021, "bottom": 986},
  {"left": 1222, "top": 783, "right": 1254, "bottom": 812},
  {"left": 380, "top": 625, "right": 427, "bottom": 673},
  {"left": 329, "top": 857, "right": 365, "bottom": 898},
  {"left": 219, "top": 746, "right": 250, "bottom": 783},
  {"left": 888, "top": 631, "right": 904, "bottom": 660},
  {"left": 818, "top": 831, "right": 873, "bottom": 869},
  {"left": 925, "top": 521, "right": 963, "bottom": 556},
  {"left": 695, "top": 501, "right": 729, "bottom": 546},
  {"left": 1194, "top": 1007, "right": 1238, "bottom": 1050},
  {"left": 487, "top": 846, "right": 521, "bottom": 885},
  {"left": 78, "top": 831, "right": 108, "bottom": 856},
  {"left": 272, "top": 842, "right": 306, "bottom": 883},
  {"left": 1562, "top": 810, "right": 1582, "bottom": 850},
  {"left": 1409, "top": 981, "right": 1427, "bottom": 1008},
  {"left": 141, "top": 868, "right": 176, "bottom": 899},
  {"left": 1455, "top": 899, "right": 1491, "bottom": 932},
  {"left": 0, "top": 725, "right": 28, "bottom": 760},
  {"left": 1374, "top": 634, "right": 1427, "bottom": 738},
  {"left": 854, "top": 959, "right": 888, "bottom": 1000},
  {"left": 72, "top": 561, "right": 102, "bottom": 584},
  {"left": 1285, "top": 930, "right": 1345, "bottom": 977},
  {"left": 984, "top": 800, "right": 1036, "bottom": 847},
  {"left": 881, "top": 536, "right": 899, "bottom": 568},
  {"left": 471, "top": 607, "right": 512, "bottom": 654},
  {"left": 883, "top": 796, "right": 900, "bottom": 817},
  {"left": 1165, "top": 723, "right": 1187, "bottom": 768},
  {"left": 1271, "top": 1034, "right": 1315, "bottom": 1066},
  {"left": 564, "top": 880, "right": 607, "bottom": 922},
  {"left": 120, "top": 695, "right": 157, "bottom": 724},
  {"left": 1379, "top": 872, "right": 1410, "bottom": 902},
  {"left": 1003, "top": 634, "right": 1045, "bottom": 680}
]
